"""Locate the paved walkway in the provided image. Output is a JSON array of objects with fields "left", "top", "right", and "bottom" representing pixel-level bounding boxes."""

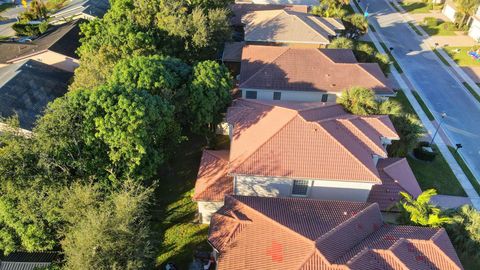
[
  {"left": 350, "top": 1, "right": 480, "bottom": 209},
  {"left": 431, "top": 195, "right": 472, "bottom": 209}
]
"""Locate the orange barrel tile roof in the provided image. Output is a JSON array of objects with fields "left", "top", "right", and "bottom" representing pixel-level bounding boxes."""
[
  {"left": 208, "top": 195, "right": 463, "bottom": 270},
  {"left": 192, "top": 150, "right": 233, "bottom": 202},
  {"left": 239, "top": 45, "right": 394, "bottom": 96},
  {"left": 227, "top": 99, "right": 399, "bottom": 183}
]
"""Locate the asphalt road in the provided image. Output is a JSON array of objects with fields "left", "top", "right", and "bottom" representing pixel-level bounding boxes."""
[
  {"left": 359, "top": 0, "right": 480, "bottom": 179},
  {"left": 0, "top": 1, "right": 29, "bottom": 37}
]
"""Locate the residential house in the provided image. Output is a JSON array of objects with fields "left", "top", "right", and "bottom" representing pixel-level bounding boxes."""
[
  {"left": 442, "top": 0, "right": 480, "bottom": 41},
  {"left": 49, "top": 0, "right": 110, "bottom": 25},
  {"left": 0, "top": 59, "right": 72, "bottom": 131},
  {"left": 238, "top": 45, "right": 394, "bottom": 102},
  {"left": 193, "top": 99, "right": 422, "bottom": 223},
  {"left": 223, "top": 4, "right": 343, "bottom": 71},
  {"left": 469, "top": 6, "right": 480, "bottom": 42},
  {"left": 209, "top": 195, "right": 463, "bottom": 269},
  {"left": 0, "top": 252, "right": 59, "bottom": 270},
  {"left": 0, "top": 20, "right": 82, "bottom": 72},
  {"left": 247, "top": 0, "right": 320, "bottom": 5}
]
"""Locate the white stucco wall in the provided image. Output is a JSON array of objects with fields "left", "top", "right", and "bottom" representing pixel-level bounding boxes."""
[
  {"left": 11, "top": 51, "right": 79, "bottom": 72},
  {"left": 468, "top": 17, "right": 480, "bottom": 41},
  {"left": 251, "top": 0, "right": 319, "bottom": 5},
  {"left": 234, "top": 175, "right": 374, "bottom": 202},
  {"left": 241, "top": 88, "right": 337, "bottom": 102},
  {"left": 442, "top": 3, "right": 457, "bottom": 22},
  {"left": 198, "top": 201, "right": 224, "bottom": 224}
]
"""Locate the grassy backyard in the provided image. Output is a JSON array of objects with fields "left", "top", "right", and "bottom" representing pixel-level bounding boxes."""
[
  {"left": 420, "top": 20, "right": 457, "bottom": 36},
  {"left": 444, "top": 46, "right": 480, "bottom": 67},
  {"left": 151, "top": 134, "right": 229, "bottom": 269},
  {"left": 398, "top": 1, "right": 443, "bottom": 14},
  {"left": 407, "top": 145, "right": 466, "bottom": 196}
]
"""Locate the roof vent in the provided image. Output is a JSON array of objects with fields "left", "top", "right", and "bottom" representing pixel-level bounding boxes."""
[
  {"left": 343, "top": 211, "right": 347, "bottom": 215},
  {"left": 331, "top": 83, "right": 336, "bottom": 87}
]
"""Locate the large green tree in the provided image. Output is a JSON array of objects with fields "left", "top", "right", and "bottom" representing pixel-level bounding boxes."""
[
  {"left": 446, "top": 205, "right": 480, "bottom": 260},
  {"left": 187, "top": 60, "right": 233, "bottom": 139},
  {"left": 71, "top": 0, "right": 231, "bottom": 90},
  {"left": 61, "top": 181, "right": 154, "bottom": 270}
]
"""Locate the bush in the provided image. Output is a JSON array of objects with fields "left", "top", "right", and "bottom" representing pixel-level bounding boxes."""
[
  {"left": 329, "top": 37, "right": 354, "bottom": 49},
  {"left": 12, "top": 23, "right": 40, "bottom": 36},
  {"left": 374, "top": 52, "right": 390, "bottom": 74},
  {"left": 413, "top": 141, "right": 437, "bottom": 161},
  {"left": 423, "top": 17, "right": 438, "bottom": 27},
  {"left": 443, "top": 21, "right": 457, "bottom": 31},
  {"left": 353, "top": 42, "right": 375, "bottom": 62}
]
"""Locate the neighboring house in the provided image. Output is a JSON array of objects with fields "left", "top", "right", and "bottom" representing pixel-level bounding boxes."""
[
  {"left": 0, "top": 59, "right": 72, "bottom": 130},
  {"left": 0, "top": 252, "right": 58, "bottom": 270},
  {"left": 442, "top": 0, "right": 457, "bottom": 22},
  {"left": 242, "top": 8, "right": 344, "bottom": 47},
  {"left": 229, "top": 4, "right": 343, "bottom": 48},
  {"left": 248, "top": 0, "right": 320, "bottom": 5},
  {"left": 49, "top": 0, "right": 110, "bottom": 25},
  {"left": 193, "top": 99, "right": 422, "bottom": 223},
  {"left": 468, "top": 6, "right": 480, "bottom": 42},
  {"left": 238, "top": 45, "right": 394, "bottom": 102},
  {"left": 209, "top": 195, "right": 463, "bottom": 269},
  {"left": 0, "top": 20, "right": 82, "bottom": 72}
]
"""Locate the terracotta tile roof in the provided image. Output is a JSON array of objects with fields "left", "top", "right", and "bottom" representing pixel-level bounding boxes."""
[
  {"left": 368, "top": 158, "right": 422, "bottom": 211},
  {"left": 240, "top": 45, "right": 394, "bottom": 95},
  {"left": 209, "top": 195, "right": 463, "bottom": 270},
  {"left": 229, "top": 3, "right": 309, "bottom": 26},
  {"left": 227, "top": 99, "right": 399, "bottom": 183},
  {"left": 222, "top": 42, "right": 245, "bottom": 62},
  {"left": 192, "top": 150, "right": 233, "bottom": 202},
  {"left": 242, "top": 9, "right": 344, "bottom": 45}
]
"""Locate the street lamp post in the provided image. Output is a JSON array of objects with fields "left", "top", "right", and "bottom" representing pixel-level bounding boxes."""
[{"left": 429, "top": 112, "right": 447, "bottom": 145}]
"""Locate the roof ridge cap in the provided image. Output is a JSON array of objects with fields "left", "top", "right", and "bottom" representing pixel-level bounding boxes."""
[
  {"left": 315, "top": 203, "right": 382, "bottom": 245},
  {"left": 291, "top": 12, "right": 330, "bottom": 42},
  {"left": 338, "top": 118, "right": 387, "bottom": 156},
  {"left": 234, "top": 197, "right": 315, "bottom": 245},
  {"left": 356, "top": 63, "right": 388, "bottom": 88},
  {"left": 422, "top": 229, "right": 463, "bottom": 270},
  {"left": 375, "top": 247, "right": 410, "bottom": 270},
  {"left": 239, "top": 46, "right": 290, "bottom": 88},
  {"left": 230, "top": 112, "right": 298, "bottom": 173},
  {"left": 308, "top": 15, "right": 336, "bottom": 35},
  {"left": 316, "top": 120, "right": 382, "bottom": 182}
]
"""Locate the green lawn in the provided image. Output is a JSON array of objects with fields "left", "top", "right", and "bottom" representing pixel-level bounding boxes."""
[
  {"left": 152, "top": 134, "right": 229, "bottom": 269},
  {"left": 399, "top": 1, "right": 442, "bottom": 14},
  {"left": 444, "top": 46, "right": 480, "bottom": 67},
  {"left": 463, "top": 82, "right": 480, "bottom": 103},
  {"left": 448, "top": 146, "right": 480, "bottom": 195},
  {"left": 408, "top": 22, "right": 423, "bottom": 36},
  {"left": 433, "top": 48, "right": 451, "bottom": 66},
  {"left": 380, "top": 42, "right": 404, "bottom": 73},
  {"left": 411, "top": 91, "right": 435, "bottom": 120},
  {"left": 421, "top": 20, "right": 457, "bottom": 36},
  {"left": 407, "top": 145, "right": 467, "bottom": 196}
]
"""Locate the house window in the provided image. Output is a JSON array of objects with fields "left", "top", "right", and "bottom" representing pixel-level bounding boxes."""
[
  {"left": 292, "top": 180, "right": 310, "bottom": 196},
  {"left": 273, "top": 92, "right": 281, "bottom": 100},
  {"left": 245, "top": 90, "right": 257, "bottom": 99},
  {"left": 321, "top": 94, "right": 329, "bottom": 102}
]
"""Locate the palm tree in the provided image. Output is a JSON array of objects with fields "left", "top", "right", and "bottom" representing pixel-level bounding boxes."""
[
  {"left": 398, "top": 189, "right": 453, "bottom": 227},
  {"left": 338, "top": 87, "right": 378, "bottom": 116},
  {"left": 455, "top": 0, "right": 479, "bottom": 28}
]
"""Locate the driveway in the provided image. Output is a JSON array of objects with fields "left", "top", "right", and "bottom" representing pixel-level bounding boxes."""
[{"left": 359, "top": 0, "right": 480, "bottom": 180}]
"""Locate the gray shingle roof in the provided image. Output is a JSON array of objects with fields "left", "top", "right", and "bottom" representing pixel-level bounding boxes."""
[
  {"left": 0, "top": 60, "right": 72, "bottom": 130},
  {"left": 0, "top": 252, "right": 58, "bottom": 270},
  {"left": 0, "top": 20, "right": 82, "bottom": 63}
]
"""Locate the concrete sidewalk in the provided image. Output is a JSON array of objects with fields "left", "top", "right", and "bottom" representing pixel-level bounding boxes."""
[{"left": 350, "top": 1, "right": 480, "bottom": 209}]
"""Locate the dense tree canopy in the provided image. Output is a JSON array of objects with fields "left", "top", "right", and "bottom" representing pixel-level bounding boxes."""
[{"left": 71, "top": 0, "right": 231, "bottom": 90}]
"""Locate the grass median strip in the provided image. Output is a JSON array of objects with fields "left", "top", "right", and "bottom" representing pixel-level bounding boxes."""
[
  {"left": 380, "top": 42, "right": 404, "bottom": 73},
  {"left": 448, "top": 146, "right": 480, "bottom": 195},
  {"left": 411, "top": 91, "right": 435, "bottom": 120},
  {"left": 463, "top": 82, "right": 480, "bottom": 103},
  {"left": 432, "top": 49, "right": 451, "bottom": 66},
  {"left": 408, "top": 22, "right": 423, "bottom": 36}
]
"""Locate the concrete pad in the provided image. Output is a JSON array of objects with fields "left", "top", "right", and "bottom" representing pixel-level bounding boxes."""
[{"left": 431, "top": 194, "right": 472, "bottom": 209}]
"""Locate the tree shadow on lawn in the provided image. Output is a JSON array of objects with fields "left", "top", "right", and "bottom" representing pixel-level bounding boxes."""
[{"left": 149, "top": 134, "right": 215, "bottom": 269}]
